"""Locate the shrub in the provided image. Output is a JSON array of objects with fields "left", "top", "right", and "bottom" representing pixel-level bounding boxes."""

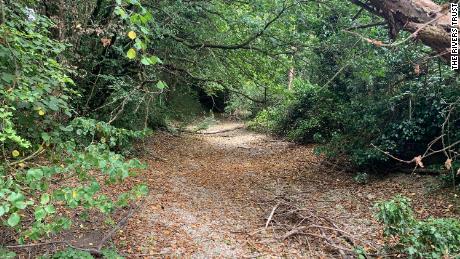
[
  {"left": 353, "top": 172, "right": 369, "bottom": 185},
  {"left": 375, "top": 195, "right": 460, "bottom": 258},
  {"left": 0, "top": 2, "right": 150, "bottom": 248}
]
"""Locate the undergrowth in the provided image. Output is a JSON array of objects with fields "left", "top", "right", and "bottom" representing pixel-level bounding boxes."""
[{"left": 375, "top": 195, "right": 460, "bottom": 258}]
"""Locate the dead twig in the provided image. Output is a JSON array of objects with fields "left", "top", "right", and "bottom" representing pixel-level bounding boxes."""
[{"left": 265, "top": 202, "right": 281, "bottom": 228}]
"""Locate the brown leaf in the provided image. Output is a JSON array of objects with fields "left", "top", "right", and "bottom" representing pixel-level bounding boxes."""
[
  {"left": 101, "top": 38, "right": 111, "bottom": 47},
  {"left": 445, "top": 158, "right": 452, "bottom": 170},
  {"left": 372, "top": 40, "right": 383, "bottom": 47},
  {"left": 366, "top": 38, "right": 383, "bottom": 47},
  {"left": 414, "top": 155, "right": 424, "bottom": 168},
  {"left": 414, "top": 64, "right": 420, "bottom": 75}
]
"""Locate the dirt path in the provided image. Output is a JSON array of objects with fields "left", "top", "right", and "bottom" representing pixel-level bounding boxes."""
[{"left": 114, "top": 121, "right": 458, "bottom": 258}]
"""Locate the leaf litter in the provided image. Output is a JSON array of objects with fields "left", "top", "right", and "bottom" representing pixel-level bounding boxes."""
[{"left": 110, "top": 120, "right": 459, "bottom": 258}]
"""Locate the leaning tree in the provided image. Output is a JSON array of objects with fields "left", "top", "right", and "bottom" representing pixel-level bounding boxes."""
[{"left": 350, "top": 0, "right": 453, "bottom": 62}]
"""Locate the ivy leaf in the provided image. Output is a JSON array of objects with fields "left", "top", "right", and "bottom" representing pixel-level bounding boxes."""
[
  {"left": 7, "top": 213, "right": 20, "bottom": 227},
  {"left": 126, "top": 48, "right": 137, "bottom": 59}
]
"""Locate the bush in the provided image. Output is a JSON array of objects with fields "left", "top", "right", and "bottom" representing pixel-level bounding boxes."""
[
  {"left": 375, "top": 195, "right": 460, "bottom": 258},
  {"left": 353, "top": 172, "right": 369, "bottom": 185},
  {"left": 273, "top": 84, "right": 343, "bottom": 144},
  {"left": 247, "top": 107, "right": 284, "bottom": 133},
  {"left": 0, "top": 2, "right": 150, "bottom": 248}
]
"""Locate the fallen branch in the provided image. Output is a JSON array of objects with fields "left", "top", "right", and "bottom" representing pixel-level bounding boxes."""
[
  {"left": 6, "top": 241, "right": 102, "bottom": 256},
  {"left": 6, "top": 202, "right": 142, "bottom": 256},
  {"left": 262, "top": 195, "right": 365, "bottom": 256},
  {"left": 97, "top": 203, "right": 140, "bottom": 251},
  {"left": 181, "top": 126, "right": 244, "bottom": 135}
]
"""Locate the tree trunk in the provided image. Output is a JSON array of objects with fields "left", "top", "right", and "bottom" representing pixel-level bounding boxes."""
[{"left": 351, "top": 0, "right": 453, "bottom": 61}]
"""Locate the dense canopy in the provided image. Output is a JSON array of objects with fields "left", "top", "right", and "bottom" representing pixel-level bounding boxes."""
[{"left": 1, "top": 0, "right": 459, "bottom": 258}]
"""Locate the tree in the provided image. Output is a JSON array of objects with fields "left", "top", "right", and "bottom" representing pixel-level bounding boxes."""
[{"left": 350, "top": 0, "right": 452, "bottom": 62}]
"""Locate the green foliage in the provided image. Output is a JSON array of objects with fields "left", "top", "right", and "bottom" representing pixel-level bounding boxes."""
[
  {"left": 246, "top": 1, "right": 460, "bottom": 170},
  {"left": 1, "top": 0, "right": 459, "bottom": 256},
  {"left": 0, "top": 3, "right": 74, "bottom": 151},
  {"left": 66, "top": 117, "right": 150, "bottom": 151},
  {"left": 274, "top": 84, "right": 343, "bottom": 144},
  {"left": 247, "top": 107, "right": 285, "bottom": 133},
  {"left": 0, "top": 2, "right": 149, "bottom": 247},
  {"left": 375, "top": 195, "right": 416, "bottom": 236},
  {"left": 438, "top": 160, "right": 460, "bottom": 189},
  {"left": 51, "top": 248, "right": 93, "bottom": 259},
  {"left": 375, "top": 196, "right": 460, "bottom": 258},
  {"left": 101, "top": 248, "right": 125, "bottom": 259},
  {"left": 49, "top": 248, "right": 124, "bottom": 259},
  {"left": 1, "top": 141, "right": 147, "bottom": 242},
  {"left": 0, "top": 247, "right": 16, "bottom": 258},
  {"left": 353, "top": 172, "right": 369, "bottom": 185}
]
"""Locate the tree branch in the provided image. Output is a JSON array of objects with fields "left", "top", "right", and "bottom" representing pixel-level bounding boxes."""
[{"left": 168, "top": 1, "right": 293, "bottom": 50}]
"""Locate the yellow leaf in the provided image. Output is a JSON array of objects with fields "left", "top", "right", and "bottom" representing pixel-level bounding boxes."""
[
  {"left": 128, "top": 31, "right": 137, "bottom": 40},
  {"left": 72, "top": 190, "right": 78, "bottom": 199},
  {"left": 18, "top": 162, "right": 25, "bottom": 168},
  {"left": 127, "top": 48, "right": 137, "bottom": 59},
  {"left": 38, "top": 110, "right": 45, "bottom": 116},
  {"left": 12, "top": 150, "right": 20, "bottom": 157}
]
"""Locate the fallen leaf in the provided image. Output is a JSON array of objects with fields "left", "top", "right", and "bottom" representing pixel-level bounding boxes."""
[
  {"left": 414, "top": 155, "right": 424, "bottom": 168},
  {"left": 445, "top": 158, "right": 452, "bottom": 170},
  {"left": 414, "top": 64, "right": 420, "bottom": 75},
  {"left": 101, "top": 38, "right": 111, "bottom": 47}
]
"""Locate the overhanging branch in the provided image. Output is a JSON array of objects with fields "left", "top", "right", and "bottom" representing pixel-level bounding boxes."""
[{"left": 168, "top": 0, "right": 293, "bottom": 50}]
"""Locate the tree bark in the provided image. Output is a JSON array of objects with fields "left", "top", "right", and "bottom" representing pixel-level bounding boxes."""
[{"left": 350, "top": 0, "right": 453, "bottom": 61}]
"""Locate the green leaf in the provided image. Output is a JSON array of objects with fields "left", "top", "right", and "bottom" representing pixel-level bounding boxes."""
[
  {"left": 44, "top": 204, "right": 56, "bottom": 214},
  {"left": 7, "top": 213, "right": 20, "bottom": 227},
  {"left": 41, "top": 132, "right": 51, "bottom": 142},
  {"left": 1, "top": 73, "right": 15, "bottom": 83},
  {"left": 34, "top": 208, "right": 46, "bottom": 221},
  {"left": 140, "top": 57, "right": 150, "bottom": 65},
  {"left": 126, "top": 48, "right": 137, "bottom": 59},
  {"left": 40, "top": 194, "right": 50, "bottom": 205},
  {"left": 7, "top": 192, "right": 24, "bottom": 203},
  {"left": 13, "top": 201, "right": 27, "bottom": 209},
  {"left": 134, "top": 39, "right": 146, "bottom": 50},
  {"left": 0, "top": 247, "right": 16, "bottom": 259},
  {"left": 156, "top": 81, "right": 167, "bottom": 90},
  {"left": 115, "top": 7, "right": 128, "bottom": 19},
  {"left": 149, "top": 56, "right": 162, "bottom": 65}
]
